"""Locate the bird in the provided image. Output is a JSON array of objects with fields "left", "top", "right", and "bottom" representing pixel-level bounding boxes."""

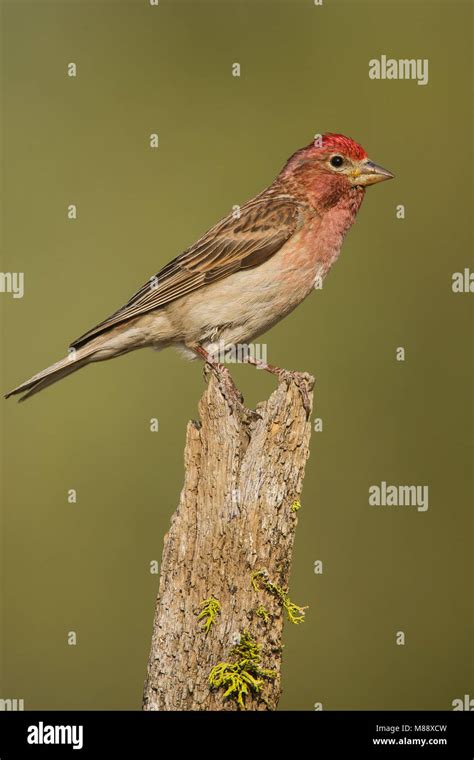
[{"left": 5, "top": 133, "right": 393, "bottom": 403}]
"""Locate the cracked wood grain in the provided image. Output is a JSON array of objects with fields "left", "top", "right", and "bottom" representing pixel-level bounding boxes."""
[{"left": 142, "top": 370, "right": 314, "bottom": 711}]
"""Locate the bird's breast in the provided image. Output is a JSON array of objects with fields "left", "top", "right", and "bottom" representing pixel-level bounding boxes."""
[{"left": 283, "top": 189, "right": 365, "bottom": 289}]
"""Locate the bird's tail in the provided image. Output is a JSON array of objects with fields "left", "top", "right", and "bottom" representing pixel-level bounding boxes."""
[
  {"left": 5, "top": 350, "right": 95, "bottom": 402},
  {"left": 6, "top": 321, "right": 148, "bottom": 402}
]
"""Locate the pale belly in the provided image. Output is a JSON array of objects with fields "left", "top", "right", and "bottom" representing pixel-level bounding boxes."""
[{"left": 164, "top": 224, "right": 326, "bottom": 352}]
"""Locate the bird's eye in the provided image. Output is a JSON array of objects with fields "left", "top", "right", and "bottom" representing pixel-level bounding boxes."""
[{"left": 330, "top": 155, "right": 344, "bottom": 168}]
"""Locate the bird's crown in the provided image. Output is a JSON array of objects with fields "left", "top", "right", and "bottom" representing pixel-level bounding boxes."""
[{"left": 317, "top": 133, "right": 367, "bottom": 160}]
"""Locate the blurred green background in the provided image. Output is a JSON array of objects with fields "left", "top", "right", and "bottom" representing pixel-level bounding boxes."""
[{"left": 1, "top": 0, "right": 472, "bottom": 710}]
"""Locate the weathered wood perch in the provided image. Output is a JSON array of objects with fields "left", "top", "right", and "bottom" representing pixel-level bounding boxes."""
[{"left": 142, "top": 368, "right": 314, "bottom": 711}]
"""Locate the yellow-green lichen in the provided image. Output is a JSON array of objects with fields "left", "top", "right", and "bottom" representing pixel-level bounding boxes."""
[
  {"left": 256, "top": 605, "right": 270, "bottom": 623},
  {"left": 208, "top": 630, "right": 276, "bottom": 708},
  {"left": 197, "top": 596, "right": 221, "bottom": 635},
  {"left": 251, "top": 569, "right": 308, "bottom": 625},
  {"left": 290, "top": 499, "right": 301, "bottom": 513}
]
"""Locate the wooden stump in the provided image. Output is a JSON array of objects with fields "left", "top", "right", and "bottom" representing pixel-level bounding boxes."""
[{"left": 143, "top": 369, "right": 314, "bottom": 711}]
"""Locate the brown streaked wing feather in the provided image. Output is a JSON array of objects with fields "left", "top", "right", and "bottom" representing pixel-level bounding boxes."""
[{"left": 70, "top": 195, "right": 304, "bottom": 349}]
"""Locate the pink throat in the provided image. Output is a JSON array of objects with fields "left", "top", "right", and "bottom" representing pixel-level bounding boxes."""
[{"left": 307, "top": 187, "right": 365, "bottom": 275}]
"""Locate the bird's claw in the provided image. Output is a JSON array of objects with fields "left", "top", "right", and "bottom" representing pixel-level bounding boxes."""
[{"left": 206, "top": 363, "right": 262, "bottom": 422}]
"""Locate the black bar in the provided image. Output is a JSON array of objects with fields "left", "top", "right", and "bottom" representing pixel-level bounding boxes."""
[{"left": 0, "top": 710, "right": 472, "bottom": 757}]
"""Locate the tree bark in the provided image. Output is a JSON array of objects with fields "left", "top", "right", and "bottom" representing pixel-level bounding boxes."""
[{"left": 142, "top": 369, "right": 314, "bottom": 711}]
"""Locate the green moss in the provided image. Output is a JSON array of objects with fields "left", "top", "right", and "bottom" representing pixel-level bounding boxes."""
[
  {"left": 282, "top": 596, "right": 307, "bottom": 625},
  {"left": 251, "top": 569, "right": 266, "bottom": 593},
  {"left": 251, "top": 569, "right": 308, "bottom": 625},
  {"left": 208, "top": 631, "right": 276, "bottom": 708},
  {"left": 256, "top": 605, "right": 270, "bottom": 623},
  {"left": 197, "top": 596, "right": 221, "bottom": 635},
  {"left": 290, "top": 499, "right": 301, "bottom": 512}
]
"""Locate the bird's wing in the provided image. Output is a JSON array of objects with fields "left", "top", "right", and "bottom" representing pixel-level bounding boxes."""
[{"left": 70, "top": 194, "right": 305, "bottom": 348}]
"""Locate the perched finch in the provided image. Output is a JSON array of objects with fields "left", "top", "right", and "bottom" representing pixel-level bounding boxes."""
[{"left": 6, "top": 133, "right": 393, "bottom": 402}]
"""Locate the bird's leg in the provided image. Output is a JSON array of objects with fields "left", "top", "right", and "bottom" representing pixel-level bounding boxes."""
[
  {"left": 191, "top": 345, "right": 260, "bottom": 420},
  {"left": 192, "top": 345, "right": 234, "bottom": 384},
  {"left": 243, "top": 356, "right": 312, "bottom": 419}
]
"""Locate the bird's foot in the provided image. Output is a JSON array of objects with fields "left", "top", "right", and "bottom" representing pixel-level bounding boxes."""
[
  {"left": 211, "top": 364, "right": 261, "bottom": 421},
  {"left": 248, "top": 358, "right": 313, "bottom": 418},
  {"left": 197, "top": 346, "right": 261, "bottom": 421}
]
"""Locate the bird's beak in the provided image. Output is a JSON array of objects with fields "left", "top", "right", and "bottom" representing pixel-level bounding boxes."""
[{"left": 351, "top": 160, "right": 395, "bottom": 187}]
